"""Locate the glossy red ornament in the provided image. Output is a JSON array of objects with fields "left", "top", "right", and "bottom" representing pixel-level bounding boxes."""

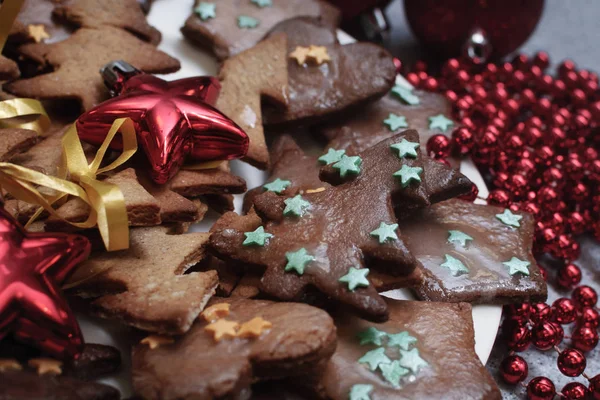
[
  {"left": 589, "top": 374, "right": 600, "bottom": 400},
  {"left": 557, "top": 264, "right": 582, "bottom": 289},
  {"left": 527, "top": 376, "right": 556, "bottom": 400},
  {"left": 557, "top": 348, "right": 586, "bottom": 377},
  {"left": 487, "top": 189, "right": 511, "bottom": 207},
  {"left": 403, "top": 0, "right": 544, "bottom": 60},
  {"left": 0, "top": 207, "right": 90, "bottom": 359},
  {"left": 77, "top": 61, "right": 249, "bottom": 184},
  {"left": 552, "top": 298, "right": 578, "bottom": 324},
  {"left": 572, "top": 285, "right": 598, "bottom": 308},
  {"left": 426, "top": 134, "right": 452, "bottom": 159},
  {"left": 580, "top": 307, "right": 600, "bottom": 328},
  {"left": 532, "top": 321, "right": 561, "bottom": 351},
  {"left": 561, "top": 382, "right": 589, "bottom": 400},
  {"left": 451, "top": 127, "right": 474, "bottom": 155},
  {"left": 458, "top": 183, "right": 479, "bottom": 202},
  {"left": 571, "top": 324, "right": 599, "bottom": 352},
  {"left": 500, "top": 355, "right": 528, "bottom": 385}
]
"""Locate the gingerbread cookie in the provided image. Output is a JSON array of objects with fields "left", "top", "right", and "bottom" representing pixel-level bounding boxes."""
[
  {"left": 54, "top": 0, "right": 162, "bottom": 44},
  {"left": 5, "top": 27, "right": 180, "bottom": 111},
  {"left": 66, "top": 226, "right": 218, "bottom": 334},
  {"left": 263, "top": 17, "right": 397, "bottom": 127},
  {"left": 0, "top": 55, "right": 19, "bottom": 80},
  {"left": 215, "top": 33, "right": 288, "bottom": 169},
  {"left": 7, "top": 0, "right": 73, "bottom": 45},
  {"left": 311, "top": 299, "right": 501, "bottom": 400},
  {"left": 181, "top": 0, "right": 340, "bottom": 60},
  {"left": 0, "top": 128, "right": 38, "bottom": 161},
  {"left": 401, "top": 199, "right": 547, "bottom": 304},
  {"left": 132, "top": 297, "right": 336, "bottom": 399},
  {"left": 210, "top": 131, "right": 471, "bottom": 321},
  {"left": 242, "top": 134, "right": 326, "bottom": 213},
  {"left": 321, "top": 88, "right": 457, "bottom": 156}
]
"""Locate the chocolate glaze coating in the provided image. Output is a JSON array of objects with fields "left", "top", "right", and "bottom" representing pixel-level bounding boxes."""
[
  {"left": 211, "top": 131, "right": 471, "bottom": 321},
  {"left": 320, "top": 90, "right": 455, "bottom": 156},
  {"left": 263, "top": 17, "right": 397, "bottom": 127},
  {"left": 0, "top": 370, "right": 119, "bottom": 400},
  {"left": 132, "top": 297, "right": 336, "bottom": 400},
  {"left": 401, "top": 199, "right": 547, "bottom": 304},
  {"left": 315, "top": 300, "right": 501, "bottom": 400}
]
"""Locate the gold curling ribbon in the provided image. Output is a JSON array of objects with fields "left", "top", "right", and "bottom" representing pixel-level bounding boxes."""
[
  {"left": 0, "top": 117, "right": 137, "bottom": 251},
  {"left": 0, "top": 98, "right": 51, "bottom": 133}
]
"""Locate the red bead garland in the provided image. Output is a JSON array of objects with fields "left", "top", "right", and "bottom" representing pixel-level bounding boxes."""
[{"left": 412, "top": 52, "right": 600, "bottom": 396}]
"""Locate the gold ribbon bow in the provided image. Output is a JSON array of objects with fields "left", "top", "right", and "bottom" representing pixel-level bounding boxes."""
[{"left": 0, "top": 118, "right": 137, "bottom": 251}]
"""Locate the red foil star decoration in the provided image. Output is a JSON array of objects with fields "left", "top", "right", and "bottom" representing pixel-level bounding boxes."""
[
  {"left": 0, "top": 207, "right": 91, "bottom": 360},
  {"left": 76, "top": 61, "right": 249, "bottom": 184}
]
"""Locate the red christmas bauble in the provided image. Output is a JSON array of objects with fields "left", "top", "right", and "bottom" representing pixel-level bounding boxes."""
[
  {"left": 500, "top": 355, "right": 528, "bottom": 385},
  {"left": 451, "top": 127, "right": 475, "bottom": 155},
  {"left": 527, "top": 377, "right": 556, "bottom": 400},
  {"left": 403, "top": 0, "right": 544, "bottom": 60},
  {"left": 571, "top": 324, "right": 599, "bottom": 352},
  {"left": 488, "top": 189, "right": 512, "bottom": 207},
  {"left": 504, "top": 319, "right": 532, "bottom": 352},
  {"left": 556, "top": 264, "right": 582, "bottom": 289},
  {"left": 557, "top": 348, "right": 586, "bottom": 377},
  {"left": 532, "top": 321, "right": 561, "bottom": 351},
  {"left": 552, "top": 298, "right": 578, "bottom": 324},
  {"left": 505, "top": 303, "right": 531, "bottom": 320},
  {"left": 572, "top": 286, "right": 598, "bottom": 308},
  {"left": 580, "top": 307, "right": 600, "bottom": 328},
  {"left": 589, "top": 374, "right": 600, "bottom": 400},
  {"left": 561, "top": 382, "right": 589, "bottom": 400}
]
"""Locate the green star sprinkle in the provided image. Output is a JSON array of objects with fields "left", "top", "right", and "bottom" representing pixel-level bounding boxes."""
[
  {"left": 399, "top": 348, "right": 428, "bottom": 374},
  {"left": 358, "top": 347, "right": 391, "bottom": 371},
  {"left": 495, "top": 209, "right": 523, "bottom": 228},
  {"left": 390, "top": 139, "right": 419, "bottom": 159},
  {"left": 339, "top": 267, "right": 370, "bottom": 291},
  {"left": 318, "top": 148, "right": 346, "bottom": 165},
  {"left": 393, "top": 165, "right": 423, "bottom": 188},
  {"left": 447, "top": 230, "right": 473, "bottom": 247},
  {"left": 284, "top": 248, "right": 315, "bottom": 275},
  {"left": 194, "top": 2, "right": 216, "bottom": 20},
  {"left": 263, "top": 178, "right": 291, "bottom": 194},
  {"left": 357, "top": 327, "right": 388, "bottom": 346},
  {"left": 242, "top": 226, "right": 273, "bottom": 246},
  {"left": 283, "top": 195, "right": 310, "bottom": 217},
  {"left": 251, "top": 0, "right": 272, "bottom": 7},
  {"left": 440, "top": 254, "right": 469, "bottom": 277},
  {"left": 503, "top": 257, "right": 530, "bottom": 276},
  {"left": 370, "top": 222, "right": 398, "bottom": 244},
  {"left": 387, "top": 331, "right": 417, "bottom": 350},
  {"left": 391, "top": 84, "right": 420, "bottom": 105},
  {"left": 383, "top": 113, "right": 408, "bottom": 131},
  {"left": 332, "top": 155, "right": 362, "bottom": 178},
  {"left": 237, "top": 15, "right": 259, "bottom": 28},
  {"left": 349, "top": 384, "right": 373, "bottom": 400},
  {"left": 428, "top": 114, "right": 454, "bottom": 132},
  {"left": 379, "top": 360, "right": 409, "bottom": 388}
]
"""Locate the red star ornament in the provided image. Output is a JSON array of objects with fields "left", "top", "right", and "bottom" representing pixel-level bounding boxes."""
[
  {"left": 76, "top": 61, "right": 249, "bottom": 184},
  {"left": 0, "top": 207, "right": 91, "bottom": 360}
]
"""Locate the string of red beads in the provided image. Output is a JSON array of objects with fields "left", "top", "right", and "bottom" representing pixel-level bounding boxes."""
[{"left": 412, "top": 52, "right": 600, "bottom": 399}]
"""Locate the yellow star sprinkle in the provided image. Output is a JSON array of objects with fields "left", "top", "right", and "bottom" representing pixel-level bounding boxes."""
[
  {"left": 27, "top": 24, "right": 50, "bottom": 43},
  {"left": 28, "top": 358, "right": 62, "bottom": 375},
  {"left": 201, "top": 303, "right": 231, "bottom": 322},
  {"left": 205, "top": 319, "right": 240, "bottom": 341},
  {"left": 0, "top": 359, "right": 22, "bottom": 372},
  {"left": 289, "top": 46, "right": 311, "bottom": 65},
  {"left": 307, "top": 45, "right": 331, "bottom": 64},
  {"left": 237, "top": 317, "right": 272, "bottom": 338},
  {"left": 140, "top": 335, "right": 175, "bottom": 350}
]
